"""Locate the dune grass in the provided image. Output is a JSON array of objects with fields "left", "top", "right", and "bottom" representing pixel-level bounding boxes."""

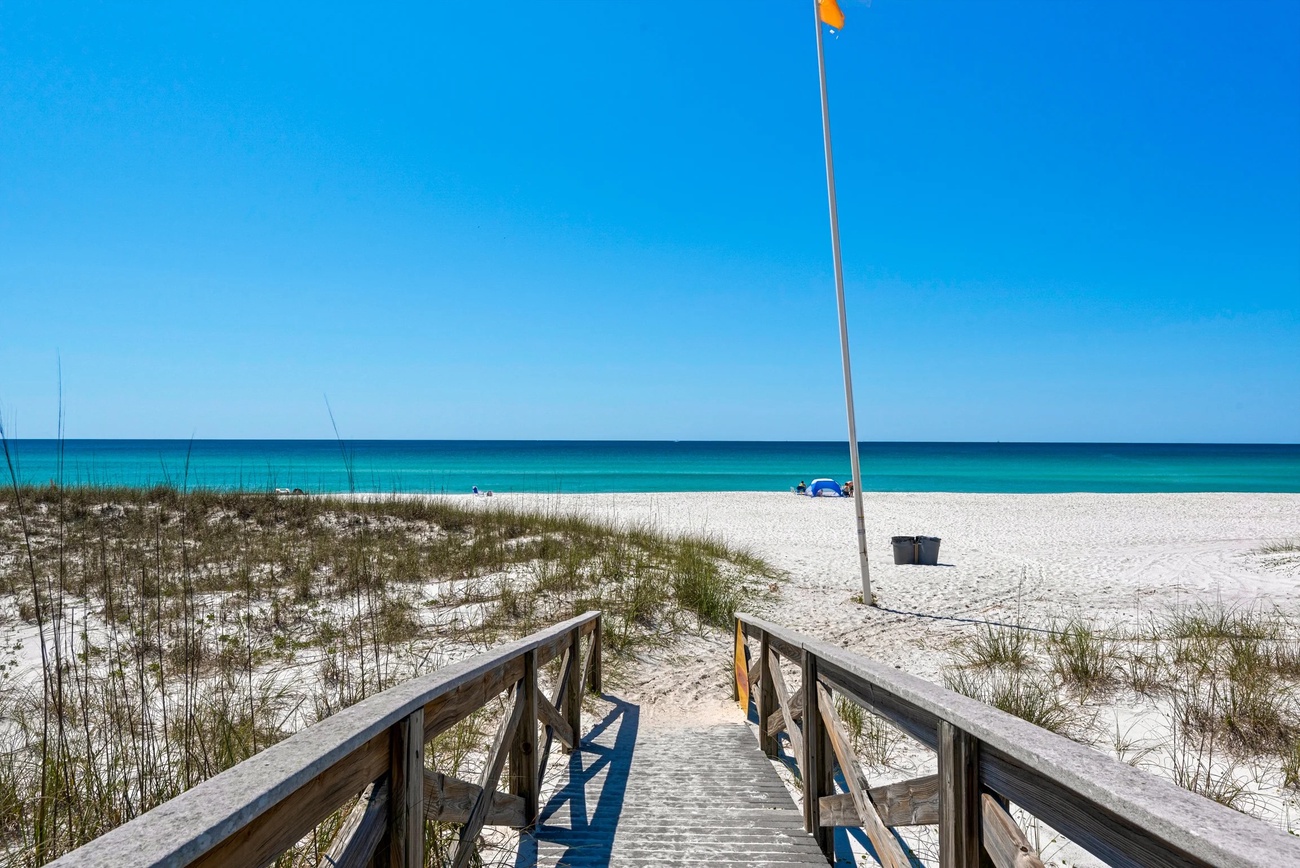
[
  {"left": 1257, "top": 538, "right": 1300, "bottom": 555},
  {"left": 943, "top": 603, "right": 1300, "bottom": 815},
  {"left": 0, "top": 484, "right": 780, "bottom": 867}
]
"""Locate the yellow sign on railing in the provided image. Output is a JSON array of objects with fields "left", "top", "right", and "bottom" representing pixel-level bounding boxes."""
[{"left": 734, "top": 620, "right": 749, "bottom": 711}]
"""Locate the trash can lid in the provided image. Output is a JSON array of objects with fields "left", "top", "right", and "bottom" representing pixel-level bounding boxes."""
[
  {"left": 916, "top": 536, "right": 941, "bottom": 542},
  {"left": 891, "top": 536, "right": 916, "bottom": 543}
]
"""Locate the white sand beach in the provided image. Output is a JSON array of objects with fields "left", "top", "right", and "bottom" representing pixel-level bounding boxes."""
[
  {"left": 473, "top": 490, "right": 1300, "bottom": 681},
  {"left": 467, "top": 490, "right": 1300, "bottom": 858}
]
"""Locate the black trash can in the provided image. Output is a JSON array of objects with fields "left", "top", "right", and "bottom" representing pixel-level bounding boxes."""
[
  {"left": 917, "top": 536, "right": 941, "bottom": 566},
  {"left": 892, "top": 536, "right": 916, "bottom": 565}
]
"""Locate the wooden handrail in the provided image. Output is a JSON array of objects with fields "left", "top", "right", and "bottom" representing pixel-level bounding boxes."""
[
  {"left": 737, "top": 612, "right": 1300, "bottom": 868},
  {"left": 48, "top": 611, "right": 601, "bottom": 868}
]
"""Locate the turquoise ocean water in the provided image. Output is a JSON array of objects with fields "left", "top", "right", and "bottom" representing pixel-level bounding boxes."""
[{"left": 3, "top": 441, "right": 1298, "bottom": 493}]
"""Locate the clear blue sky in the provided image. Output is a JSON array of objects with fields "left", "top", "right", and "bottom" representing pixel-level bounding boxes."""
[{"left": 2, "top": 0, "right": 1297, "bottom": 442}]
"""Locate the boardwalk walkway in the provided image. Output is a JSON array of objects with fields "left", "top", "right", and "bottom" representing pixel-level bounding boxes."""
[{"left": 522, "top": 698, "right": 828, "bottom": 867}]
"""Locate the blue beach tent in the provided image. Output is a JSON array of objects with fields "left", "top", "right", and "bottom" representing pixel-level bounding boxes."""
[{"left": 807, "top": 478, "right": 842, "bottom": 497}]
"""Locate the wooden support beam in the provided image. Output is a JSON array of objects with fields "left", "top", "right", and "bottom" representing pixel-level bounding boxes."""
[
  {"left": 876, "top": 774, "right": 940, "bottom": 826},
  {"left": 758, "top": 632, "right": 778, "bottom": 758},
  {"left": 767, "top": 632, "right": 805, "bottom": 664},
  {"left": 422, "top": 657, "right": 523, "bottom": 744},
  {"left": 816, "top": 683, "right": 911, "bottom": 868},
  {"left": 322, "top": 779, "right": 388, "bottom": 868},
  {"left": 550, "top": 647, "right": 571, "bottom": 709},
  {"left": 563, "top": 627, "right": 582, "bottom": 752},
  {"left": 536, "top": 691, "right": 575, "bottom": 752},
  {"left": 981, "top": 794, "right": 1045, "bottom": 868},
  {"left": 388, "top": 709, "right": 424, "bottom": 868},
  {"left": 580, "top": 628, "right": 597, "bottom": 698},
  {"left": 589, "top": 614, "right": 602, "bottom": 694},
  {"left": 424, "top": 771, "right": 525, "bottom": 827},
  {"left": 509, "top": 649, "right": 539, "bottom": 828},
  {"left": 766, "top": 649, "right": 804, "bottom": 780},
  {"left": 818, "top": 774, "right": 939, "bottom": 827},
  {"left": 802, "top": 652, "right": 835, "bottom": 862},
  {"left": 450, "top": 683, "right": 525, "bottom": 868},
  {"left": 939, "top": 721, "right": 986, "bottom": 868},
  {"left": 187, "top": 732, "right": 390, "bottom": 868},
  {"left": 536, "top": 647, "right": 571, "bottom": 786},
  {"left": 765, "top": 686, "right": 805, "bottom": 738}
]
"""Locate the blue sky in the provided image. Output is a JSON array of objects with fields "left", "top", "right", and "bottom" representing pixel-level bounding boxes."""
[{"left": 1, "top": 0, "right": 1297, "bottom": 442}]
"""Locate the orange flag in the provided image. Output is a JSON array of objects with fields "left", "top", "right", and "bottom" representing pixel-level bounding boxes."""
[{"left": 819, "top": 0, "right": 845, "bottom": 30}]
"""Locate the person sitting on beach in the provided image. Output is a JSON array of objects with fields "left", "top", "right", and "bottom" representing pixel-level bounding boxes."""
[
  {"left": 842, "top": 480, "right": 854, "bottom": 497},
  {"left": 796, "top": 480, "right": 807, "bottom": 494},
  {"left": 471, "top": 485, "right": 480, "bottom": 495}
]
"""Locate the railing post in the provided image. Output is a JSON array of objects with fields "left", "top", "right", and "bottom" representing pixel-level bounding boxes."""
[
  {"left": 758, "top": 629, "right": 778, "bottom": 757},
  {"left": 802, "top": 650, "right": 835, "bottom": 862},
  {"left": 388, "top": 708, "right": 424, "bottom": 868},
  {"left": 939, "top": 720, "right": 985, "bottom": 868},
  {"left": 509, "top": 649, "right": 539, "bottom": 827},
  {"left": 563, "top": 626, "right": 582, "bottom": 751},
  {"left": 590, "top": 615, "right": 602, "bottom": 694}
]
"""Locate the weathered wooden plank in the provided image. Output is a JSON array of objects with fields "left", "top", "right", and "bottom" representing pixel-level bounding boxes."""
[
  {"left": 422, "top": 657, "right": 523, "bottom": 743},
  {"left": 820, "top": 775, "right": 939, "bottom": 828},
  {"left": 424, "top": 771, "right": 524, "bottom": 827},
  {"left": 389, "top": 709, "right": 424, "bottom": 868},
  {"left": 875, "top": 774, "right": 940, "bottom": 826},
  {"left": 978, "top": 748, "right": 1204, "bottom": 868},
  {"left": 189, "top": 731, "right": 389, "bottom": 868},
  {"left": 563, "top": 627, "right": 582, "bottom": 752},
  {"left": 536, "top": 645, "right": 572, "bottom": 787},
  {"left": 939, "top": 721, "right": 985, "bottom": 868},
  {"left": 509, "top": 649, "right": 539, "bottom": 827},
  {"left": 766, "top": 649, "right": 804, "bottom": 780},
  {"left": 758, "top": 632, "right": 778, "bottom": 758},
  {"left": 550, "top": 646, "right": 571, "bottom": 710},
  {"left": 536, "top": 690, "right": 575, "bottom": 752},
  {"left": 580, "top": 629, "right": 597, "bottom": 698},
  {"left": 765, "top": 686, "right": 804, "bottom": 738},
  {"left": 738, "top": 613, "right": 1300, "bottom": 868},
  {"left": 589, "top": 613, "right": 602, "bottom": 694},
  {"left": 816, "top": 665, "right": 939, "bottom": 752},
  {"left": 748, "top": 649, "right": 763, "bottom": 686},
  {"left": 450, "top": 682, "right": 525, "bottom": 868},
  {"left": 981, "top": 793, "right": 1045, "bottom": 868},
  {"left": 816, "top": 683, "right": 910, "bottom": 868},
  {"left": 819, "top": 792, "right": 860, "bottom": 828},
  {"left": 767, "top": 631, "right": 805, "bottom": 665},
  {"left": 46, "top": 612, "right": 600, "bottom": 868},
  {"left": 801, "top": 651, "right": 834, "bottom": 860},
  {"left": 321, "top": 779, "right": 388, "bottom": 868}
]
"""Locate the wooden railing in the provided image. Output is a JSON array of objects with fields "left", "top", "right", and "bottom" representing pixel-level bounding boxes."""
[
  {"left": 736, "top": 612, "right": 1300, "bottom": 868},
  {"left": 48, "top": 611, "right": 602, "bottom": 868}
]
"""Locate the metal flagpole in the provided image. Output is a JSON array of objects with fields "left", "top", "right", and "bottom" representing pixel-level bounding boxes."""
[{"left": 813, "top": 0, "right": 873, "bottom": 604}]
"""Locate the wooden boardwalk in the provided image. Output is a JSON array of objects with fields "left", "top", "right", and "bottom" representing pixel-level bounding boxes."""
[
  {"left": 522, "top": 698, "right": 828, "bottom": 867},
  {"left": 47, "top": 611, "right": 1300, "bottom": 868}
]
